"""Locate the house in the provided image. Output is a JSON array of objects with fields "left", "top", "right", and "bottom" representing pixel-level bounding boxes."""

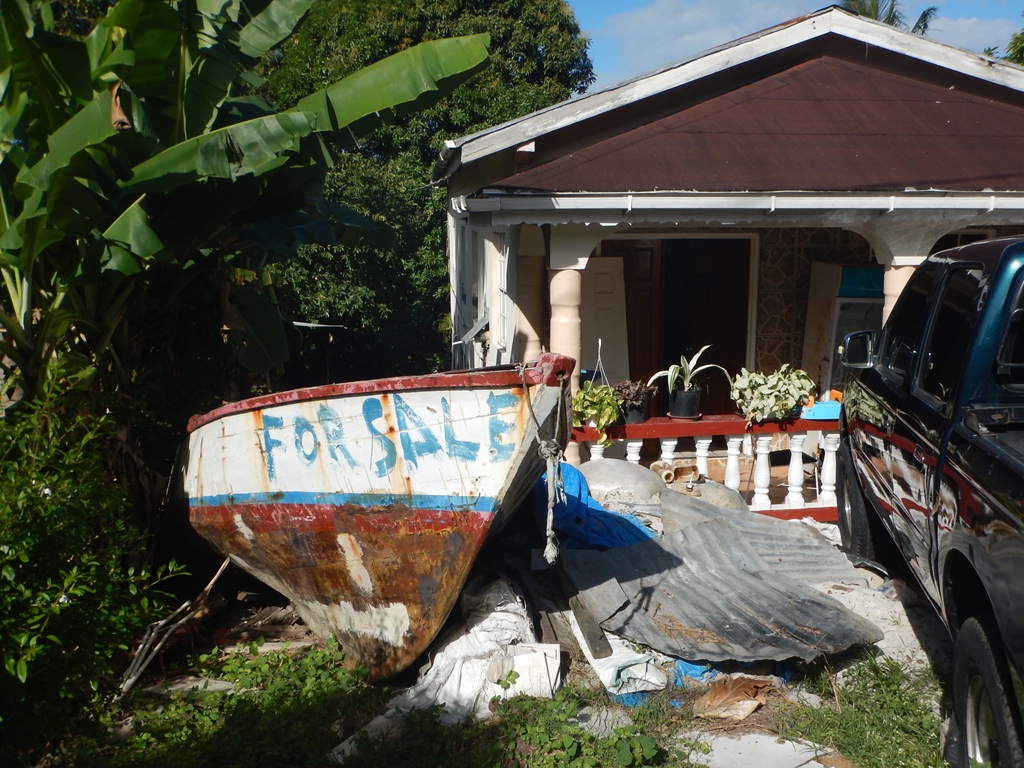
[{"left": 433, "top": 6, "right": 1024, "bottom": 422}]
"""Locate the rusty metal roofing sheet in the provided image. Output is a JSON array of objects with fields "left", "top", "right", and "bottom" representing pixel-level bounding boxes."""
[
  {"left": 658, "top": 491, "right": 868, "bottom": 589},
  {"left": 562, "top": 519, "right": 883, "bottom": 662},
  {"left": 498, "top": 56, "right": 1024, "bottom": 194}
]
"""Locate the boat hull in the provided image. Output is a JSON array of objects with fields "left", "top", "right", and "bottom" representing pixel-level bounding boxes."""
[{"left": 184, "top": 355, "right": 573, "bottom": 679}]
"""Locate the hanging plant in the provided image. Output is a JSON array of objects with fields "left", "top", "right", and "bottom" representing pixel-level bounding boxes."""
[{"left": 571, "top": 380, "right": 622, "bottom": 446}]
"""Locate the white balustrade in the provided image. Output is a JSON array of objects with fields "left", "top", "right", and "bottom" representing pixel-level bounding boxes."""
[{"left": 572, "top": 415, "right": 840, "bottom": 514}]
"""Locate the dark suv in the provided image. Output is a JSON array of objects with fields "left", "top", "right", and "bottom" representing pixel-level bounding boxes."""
[{"left": 839, "top": 236, "right": 1024, "bottom": 767}]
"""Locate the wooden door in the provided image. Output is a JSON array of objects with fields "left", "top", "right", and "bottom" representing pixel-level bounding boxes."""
[{"left": 605, "top": 240, "right": 662, "bottom": 386}]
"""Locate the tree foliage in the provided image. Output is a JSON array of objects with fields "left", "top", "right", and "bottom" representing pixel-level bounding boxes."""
[
  {"left": 841, "top": 0, "right": 937, "bottom": 35},
  {"left": 0, "top": 0, "right": 490, "bottom": 404},
  {"left": 261, "top": 0, "right": 594, "bottom": 382},
  {"left": 1006, "top": 14, "right": 1024, "bottom": 65},
  {"left": 0, "top": 398, "right": 183, "bottom": 762}
]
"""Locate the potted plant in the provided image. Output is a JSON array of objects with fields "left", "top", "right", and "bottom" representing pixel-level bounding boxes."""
[
  {"left": 611, "top": 380, "right": 658, "bottom": 424},
  {"left": 729, "top": 364, "right": 815, "bottom": 426},
  {"left": 571, "top": 379, "right": 622, "bottom": 446},
  {"left": 647, "top": 345, "right": 729, "bottom": 418}
]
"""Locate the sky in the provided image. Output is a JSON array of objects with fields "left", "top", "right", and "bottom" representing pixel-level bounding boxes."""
[{"left": 567, "top": 1, "right": 1024, "bottom": 90}]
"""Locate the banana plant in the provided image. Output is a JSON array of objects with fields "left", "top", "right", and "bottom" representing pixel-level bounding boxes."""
[{"left": 0, "top": 0, "right": 489, "bottom": 400}]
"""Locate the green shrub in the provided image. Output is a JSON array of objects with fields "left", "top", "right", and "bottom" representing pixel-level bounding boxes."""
[{"left": 0, "top": 402, "right": 179, "bottom": 763}]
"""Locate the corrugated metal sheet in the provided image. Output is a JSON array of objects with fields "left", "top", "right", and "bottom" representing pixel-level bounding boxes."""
[
  {"left": 659, "top": 491, "right": 867, "bottom": 589},
  {"left": 498, "top": 56, "right": 1024, "bottom": 194},
  {"left": 562, "top": 517, "right": 883, "bottom": 662}
]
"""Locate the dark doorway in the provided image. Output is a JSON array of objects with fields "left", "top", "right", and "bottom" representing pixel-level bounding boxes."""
[
  {"left": 615, "top": 238, "right": 751, "bottom": 416},
  {"left": 660, "top": 239, "right": 750, "bottom": 415}
]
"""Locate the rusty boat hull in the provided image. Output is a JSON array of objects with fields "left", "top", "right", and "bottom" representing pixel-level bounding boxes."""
[{"left": 184, "top": 354, "right": 573, "bottom": 680}]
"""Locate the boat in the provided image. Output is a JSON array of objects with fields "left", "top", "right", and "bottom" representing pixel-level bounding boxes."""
[{"left": 183, "top": 353, "right": 574, "bottom": 680}]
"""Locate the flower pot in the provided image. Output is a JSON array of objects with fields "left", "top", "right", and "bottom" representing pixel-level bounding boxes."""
[
  {"left": 623, "top": 401, "right": 647, "bottom": 424},
  {"left": 669, "top": 389, "right": 701, "bottom": 418}
]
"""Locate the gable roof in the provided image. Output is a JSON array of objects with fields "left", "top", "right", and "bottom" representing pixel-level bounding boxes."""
[{"left": 435, "top": 6, "right": 1024, "bottom": 195}]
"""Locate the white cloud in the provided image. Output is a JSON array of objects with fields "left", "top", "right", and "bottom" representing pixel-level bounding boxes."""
[
  {"left": 929, "top": 16, "right": 1020, "bottom": 56},
  {"left": 592, "top": 0, "right": 815, "bottom": 87},
  {"left": 588, "top": 1, "right": 1024, "bottom": 90}
]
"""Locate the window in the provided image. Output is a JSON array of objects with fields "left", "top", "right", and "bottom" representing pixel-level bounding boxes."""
[
  {"left": 918, "top": 268, "right": 983, "bottom": 408},
  {"left": 877, "top": 265, "right": 940, "bottom": 381}
]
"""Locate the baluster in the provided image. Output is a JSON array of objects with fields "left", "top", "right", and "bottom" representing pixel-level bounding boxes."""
[
  {"left": 624, "top": 439, "right": 643, "bottom": 464},
  {"left": 724, "top": 436, "right": 742, "bottom": 491},
  {"left": 589, "top": 441, "right": 606, "bottom": 461},
  {"left": 820, "top": 433, "right": 840, "bottom": 505},
  {"left": 695, "top": 437, "right": 711, "bottom": 478},
  {"left": 660, "top": 437, "right": 677, "bottom": 463},
  {"left": 785, "top": 433, "right": 807, "bottom": 508},
  {"left": 751, "top": 435, "right": 772, "bottom": 509}
]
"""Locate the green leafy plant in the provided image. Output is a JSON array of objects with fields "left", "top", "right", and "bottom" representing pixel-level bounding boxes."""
[
  {"left": 572, "top": 380, "right": 622, "bottom": 446},
  {"left": 646, "top": 345, "right": 729, "bottom": 393},
  {"left": 611, "top": 726, "right": 661, "bottom": 766},
  {"left": 0, "top": 0, "right": 490, "bottom": 401},
  {"left": 729, "top": 364, "right": 815, "bottom": 425},
  {"left": 68, "top": 639, "right": 383, "bottom": 768},
  {"left": 0, "top": 397, "right": 182, "bottom": 762}
]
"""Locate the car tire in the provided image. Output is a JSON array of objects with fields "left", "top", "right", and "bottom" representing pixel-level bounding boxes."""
[
  {"left": 836, "top": 441, "right": 876, "bottom": 560},
  {"left": 952, "top": 616, "right": 1024, "bottom": 768}
]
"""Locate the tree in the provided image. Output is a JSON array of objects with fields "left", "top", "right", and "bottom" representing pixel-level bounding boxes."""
[
  {"left": 0, "top": 0, "right": 489, "bottom": 403},
  {"left": 1006, "top": 14, "right": 1024, "bottom": 64},
  {"left": 841, "top": 0, "right": 937, "bottom": 35},
  {"left": 0, "top": 0, "right": 490, "bottom": 755},
  {"left": 260, "top": 0, "right": 594, "bottom": 382}
]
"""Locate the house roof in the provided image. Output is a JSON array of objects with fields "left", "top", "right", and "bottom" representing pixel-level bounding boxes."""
[{"left": 435, "top": 6, "right": 1024, "bottom": 196}]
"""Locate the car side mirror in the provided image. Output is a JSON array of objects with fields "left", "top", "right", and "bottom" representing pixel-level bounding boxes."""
[{"left": 840, "top": 330, "right": 875, "bottom": 368}]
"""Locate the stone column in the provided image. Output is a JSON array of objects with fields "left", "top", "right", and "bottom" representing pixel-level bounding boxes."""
[
  {"left": 883, "top": 265, "right": 915, "bottom": 323},
  {"left": 516, "top": 226, "right": 548, "bottom": 361},
  {"left": 550, "top": 267, "right": 583, "bottom": 464}
]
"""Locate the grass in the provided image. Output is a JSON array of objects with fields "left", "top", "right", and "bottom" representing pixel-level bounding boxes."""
[
  {"left": 770, "top": 653, "right": 947, "bottom": 768},
  {"left": 44, "top": 640, "right": 946, "bottom": 768}
]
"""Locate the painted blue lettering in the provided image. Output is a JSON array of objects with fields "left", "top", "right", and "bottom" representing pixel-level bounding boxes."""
[
  {"left": 442, "top": 397, "right": 480, "bottom": 461},
  {"left": 293, "top": 416, "right": 318, "bottom": 464},
  {"left": 393, "top": 394, "right": 442, "bottom": 468},
  {"left": 261, "top": 413, "right": 284, "bottom": 480},
  {"left": 317, "top": 404, "right": 357, "bottom": 469},
  {"left": 487, "top": 391, "right": 519, "bottom": 462},
  {"left": 362, "top": 398, "right": 396, "bottom": 477}
]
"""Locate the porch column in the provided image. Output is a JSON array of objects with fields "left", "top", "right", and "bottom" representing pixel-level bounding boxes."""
[
  {"left": 550, "top": 267, "right": 583, "bottom": 464},
  {"left": 516, "top": 226, "right": 548, "bottom": 361},
  {"left": 547, "top": 224, "right": 606, "bottom": 465},
  {"left": 883, "top": 266, "right": 916, "bottom": 321},
  {"left": 846, "top": 219, "right": 958, "bottom": 323}
]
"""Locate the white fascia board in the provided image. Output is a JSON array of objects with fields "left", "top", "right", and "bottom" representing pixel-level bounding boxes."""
[
  {"left": 458, "top": 192, "right": 1024, "bottom": 227},
  {"left": 465, "top": 193, "right": 1024, "bottom": 212},
  {"left": 453, "top": 10, "right": 1024, "bottom": 169}
]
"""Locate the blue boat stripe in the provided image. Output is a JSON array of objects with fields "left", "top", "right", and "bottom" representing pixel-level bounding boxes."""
[{"left": 190, "top": 491, "right": 498, "bottom": 513}]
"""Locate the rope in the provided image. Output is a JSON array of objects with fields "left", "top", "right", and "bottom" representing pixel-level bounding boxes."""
[{"left": 519, "top": 361, "right": 565, "bottom": 565}]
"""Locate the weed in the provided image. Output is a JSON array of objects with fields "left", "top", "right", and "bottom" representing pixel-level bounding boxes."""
[
  {"left": 770, "top": 653, "right": 945, "bottom": 768},
  {"left": 68, "top": 640, "right": 385, "bottom": 768}
]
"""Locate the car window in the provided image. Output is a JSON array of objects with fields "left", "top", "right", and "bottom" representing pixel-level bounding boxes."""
[
  {"left": 918, "top": 267, "right": 983, "bottom": 409},
  {"left": 996, "top": 280, "right": 1024, "bottom": 389},
  {"left": 877, "top": 264, "right": 940, "bottom": 381}
]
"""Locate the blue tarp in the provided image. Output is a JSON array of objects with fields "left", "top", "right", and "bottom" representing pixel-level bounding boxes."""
[{"left": 535, "top": 463, "right": 655, "bottom": 550}]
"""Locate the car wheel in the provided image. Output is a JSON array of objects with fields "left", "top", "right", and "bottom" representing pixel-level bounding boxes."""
[
  {"left": 952, "top": 616, "right": 1024, "bottom": 768},
  {"left": 836, "top": 441, "right": 876, "bottom": 560}
]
